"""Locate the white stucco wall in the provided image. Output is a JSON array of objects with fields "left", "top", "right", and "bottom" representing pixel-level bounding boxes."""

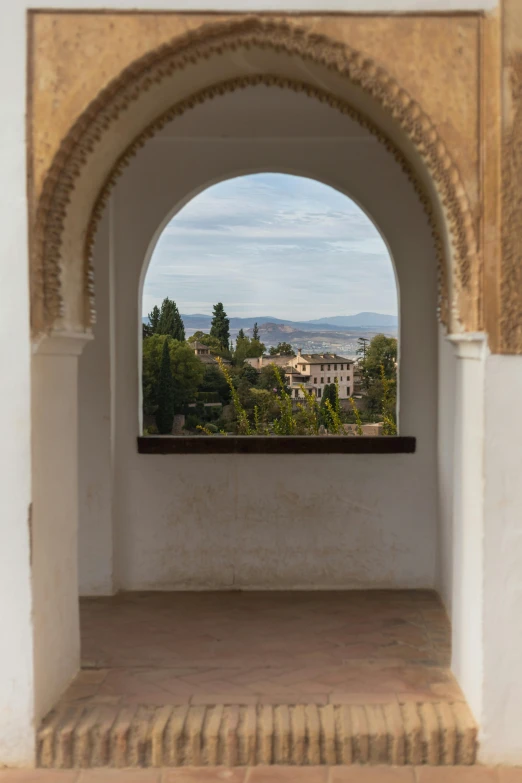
[
  {"left": 481, "top": 355, "right": 522, "bottom": 764},
  {"left": 2, "top": 0, "right": 519, "bottom": 766},
  {"left": 79, "top": 212, "right": 116, "bottom": 595},
  {"left": 0, "top": 3, "right": 35, "bottom": 766},
  {"left": 437, "top": 326, "right": 457, "bottom": 615},
  {"left": 447, "top": 335, "right": 486, "bottom": 724},
  {"left": 32, "top": 339, "right": 88, "bottom": 727},
  {"left": 79, "top": 85, "right": 439, "bottom": 592}
]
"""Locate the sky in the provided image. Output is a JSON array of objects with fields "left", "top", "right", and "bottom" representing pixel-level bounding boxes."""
[{"left": 142, "top": 173, "right": 398, "bottom": 321}]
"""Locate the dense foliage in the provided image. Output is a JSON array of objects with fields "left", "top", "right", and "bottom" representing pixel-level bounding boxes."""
[
  {"left": 234, "top": 333, "right": 266, "bottom": 364},
  {"left": 269, "top": 342, "right": 295, "bottom": 356},
  {"left": 142, "top": 335, "right": 205, "bottom": 420},
  {"left": 155, "top": 338, "right": 175, "bottom": 434},
  {"left": 357, "top": 334, "right": 397, "bottom": 428},
  {"left": 142, "top": 299, "right": 397, "bottom": 436}
]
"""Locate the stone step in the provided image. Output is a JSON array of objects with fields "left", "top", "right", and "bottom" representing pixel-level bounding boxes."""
[{"left": 37, "top": 701, "right": 478, "bottom": 768}]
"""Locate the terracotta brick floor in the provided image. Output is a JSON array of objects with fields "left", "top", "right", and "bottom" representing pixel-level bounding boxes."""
[
  {"left": 64, "top": 590, "right": 461, "bottom": 708},
  {"left": 1, "top": 766, "right": 522, "bottom": 781}
]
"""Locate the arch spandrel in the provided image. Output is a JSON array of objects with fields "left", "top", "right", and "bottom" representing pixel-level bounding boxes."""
[{"left": 29, "top": 12, "right": 484, "bottom": 339}]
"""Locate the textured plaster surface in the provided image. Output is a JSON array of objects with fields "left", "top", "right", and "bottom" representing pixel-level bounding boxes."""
[
  {"left": 501, "top": 0, "right": 522, "bottom": 353},
  {"left": 29, "top": 12, "right": 480, "bottom": 210},
  {"left": 0, "top": 0, "right": 36, "bottom": 768}
]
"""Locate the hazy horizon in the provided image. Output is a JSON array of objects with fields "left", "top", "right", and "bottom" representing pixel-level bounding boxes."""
[
  {"left": 143, "top": 173, "right": 398, "bottom": 321},
  {"left": 143, "top": 311, "right": 398, "bottom": 322}
]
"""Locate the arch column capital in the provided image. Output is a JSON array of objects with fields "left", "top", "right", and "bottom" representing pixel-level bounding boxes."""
[
  {"left": 447, "top": 332, "right": 487, "bottom": 360},
  {"left": 32, "top": 330, "right": 93, "bottom": 357}
]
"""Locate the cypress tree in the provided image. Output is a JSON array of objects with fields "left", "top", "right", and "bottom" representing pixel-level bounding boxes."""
[
  {"left": 237, "top": 328, "right": 245, "bottom": 341},
  {"left": 252, "top": 322, "right": 260, "bottom": 341},
  {"left": 157, "top": 297, "right": 185, "bottom": 341},
  {"left": 155, "top": 338, "right": 175, "bottom": 434},
  {"left": 210, "top": 302, "right": 230, "bottom": 348}
]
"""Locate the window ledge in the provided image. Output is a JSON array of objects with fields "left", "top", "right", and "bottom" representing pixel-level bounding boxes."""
[{"left": 137, "top": 436, "right": 416, "bottom": 455}]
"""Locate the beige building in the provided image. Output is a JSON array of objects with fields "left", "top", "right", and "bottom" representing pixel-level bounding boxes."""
[
  {"left": 245, "top": 353, "right": 293, "bottom": 370},
  {"left": 285, "top": 349, "right": 355, "bottom": 400}
]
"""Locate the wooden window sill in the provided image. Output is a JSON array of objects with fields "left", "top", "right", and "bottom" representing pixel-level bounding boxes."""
[{"left": 137, "top": 436, "right": 416, "bottom": 455}]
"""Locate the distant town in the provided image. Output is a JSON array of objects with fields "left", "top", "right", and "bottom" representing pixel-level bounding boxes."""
[
  {"left": 142, "top": 299, "right": 398, "bottom": 437},
  {"left": 146, "top": 312, "right": 398, "bottom": 357}
]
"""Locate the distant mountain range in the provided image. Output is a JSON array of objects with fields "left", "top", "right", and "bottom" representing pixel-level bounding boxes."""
[
  {"left": 306, "top": 313, "right": 398, "bottom": 327},
  {"left": 142, "top": 312, "right": 397, "bottom": 355},
  {"left": 143, "top": 312, "right": 397, "bottom": 331}
]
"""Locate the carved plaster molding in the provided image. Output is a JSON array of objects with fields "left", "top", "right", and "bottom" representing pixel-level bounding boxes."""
[
  {"left": 32, "top": 16, "right": 478, "bottom": 334},
  {"left": 501, "top": 52, "right": 522, "bottom": 354}
]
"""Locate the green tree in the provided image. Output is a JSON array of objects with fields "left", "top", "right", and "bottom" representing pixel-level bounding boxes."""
[
  {"left": 241, "top": 364, "right": 259, "bottom": 386},
  {"left": 356, "top": 336, "right": 370, "bottom": 360},
  {"left": 237, "top": 328, "right": 245, "bottom": 341},
  {"left": 157, "top": 297, "right": 185, "bottom": 341},
  {"left": 269, "top": 342, "right": 295, "bottom": 356},
  {"left": 170, "top": 342, "right": 206, "bottom": 411},
  {"left": 188, "top": 331, "right": 223, "bottom": 354},
  {"left": 320, "top": 383, "right": 337, "bottom": 421},
  {"left": 149, "top": 305, "right": 161, "bottom": 333},
  {"left": 198, "top": 364, "right": 231, "bottom": 405},
  {"left": 360, "top": 334, "right": 397, "bottom": 388},
  {"left": 258, "top": 363, "right": 289, "bottom": 394},
  {"left": 142, "top": 335, "right": 205, "bottom": 418},
  {"left": 358, "top": 334, "right": 398, "bottom": 420},
  {"left": 252, "top": 322, "right": 260, "bottom": 341},
  {"left": 248, "top": 339, "right": 265, "bottom": 358},
  {"left": 234, "top": 335, "right": 266, "bottom": 365},
  {"left": 210, "top": 302, "right": 230, "bottom": 348},
  {"left": 155, "top": 338, "right": 175, "bottom": 434}
]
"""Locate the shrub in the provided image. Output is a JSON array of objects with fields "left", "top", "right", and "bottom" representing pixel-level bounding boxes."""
[{"left": 184, "top": 414, "right": 202, "bottom": 431}]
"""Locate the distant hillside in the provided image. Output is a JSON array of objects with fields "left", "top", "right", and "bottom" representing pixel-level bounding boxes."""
[
  {"left": 143, "top": 312, "right": 398, "bottom": 331},
  {"left": 141, "top": 312, "right": 396, "bottom": 356},
  {"left": 307, "top": 312, "right": 398, "bottom": 327}
]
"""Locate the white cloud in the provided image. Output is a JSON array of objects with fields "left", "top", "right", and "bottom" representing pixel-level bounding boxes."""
[{"left": 143, "top": 173, "right": 397, "bottom": 320}]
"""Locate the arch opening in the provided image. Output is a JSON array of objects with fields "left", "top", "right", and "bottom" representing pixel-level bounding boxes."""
[
  {"left": 31, "top": 39, "right": 463, "bottom": 737},
  {"left": 140, "top": 171, "right": 400, "bottom": 439}
]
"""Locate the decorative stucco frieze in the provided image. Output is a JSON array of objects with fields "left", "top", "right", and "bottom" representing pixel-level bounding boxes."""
[{"left": 30, "top": 15, "right": 482, "bottom": 338}]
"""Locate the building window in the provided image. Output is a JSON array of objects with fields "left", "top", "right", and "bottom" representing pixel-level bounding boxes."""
[
  {"left": 340, "top": 376, "right": 343, "bottom": 381},
  {"left": 334, "top": 363, "right": 337, "bottom": 370},
  {"left": 314, "top": 378, "right": 317, "bottom": 384},
  {"left": 327, "top": 364, "right": 331, "bottom": 371},
  {"left": 321, "top": 377, "right": 324, "bottom": 384},
  {"left": 294, "top": 389, "right": 299, "bottom": 398},
  {"left": 317, "top": 388, "right": 322, "bottom": 398},
  {"left": 347, "top": 387, "right": 351, "bottom": 396},
  {"left": 334, "top": 377, "right": 338, "bottom": 383},
  {"left": 321, "top": 364, "right": 324, "bottom": 371},
  {"left": 327, "top": 377, "right": 331, "bottom": 383},
  {"left": 341, "top": 364, "right": 344, "bottom": 370}
]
